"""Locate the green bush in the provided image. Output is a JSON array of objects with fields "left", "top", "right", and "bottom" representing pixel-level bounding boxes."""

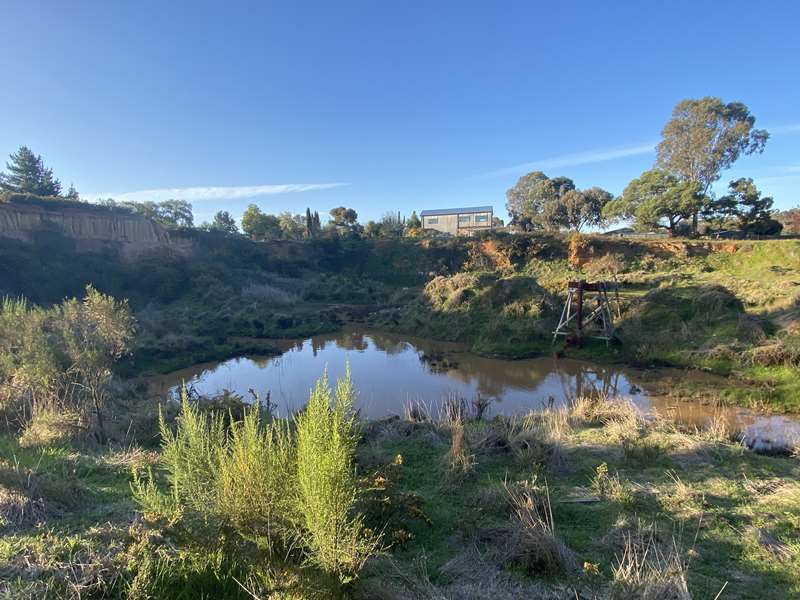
[
  {"left": 0, "top": 287, "right": 135, "bottom": 441},
  {"left": 133, "top": 369, "right": 379, "bottom": 587},
  {"left": 295, "top": 367, "right": 380, "bottom": 580}
]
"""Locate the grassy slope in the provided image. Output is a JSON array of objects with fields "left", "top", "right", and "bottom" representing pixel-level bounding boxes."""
[
  {"left": 357, "top": 414, "right": 800, "bottom": 599},
  {"left": 375, "top": 236, "right": 800, "bottom": 411},
  {"left": 2, "top": 408, "right": 799, "bottom": 599}
]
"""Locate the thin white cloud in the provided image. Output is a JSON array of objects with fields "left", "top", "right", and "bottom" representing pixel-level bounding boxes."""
[
  {"left": 83, "top": 183, "right": 348, "bottom": 203},
  {"left": 473, "top": 141, "right": 657, "bottom": 180},
  {"left": 768, "top": 123, "right": 800, "bottom": 134}
]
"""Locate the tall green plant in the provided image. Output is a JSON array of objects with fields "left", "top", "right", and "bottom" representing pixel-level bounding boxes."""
[
  {"left": 133, "top": 388, "right": 295, "bottom": 553},
  {"left": 294, "top": 367, "right": 378, "bottom": 579},
  {"left": 217, "top": 403, "right": 294, "bottom": 552},
  {"left": 134, "top": 369, "right": 379, "bottom": 583}
]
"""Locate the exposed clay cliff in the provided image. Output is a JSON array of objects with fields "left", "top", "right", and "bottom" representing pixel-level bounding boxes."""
[{"left": 0, "top": 195, "right": 180, "bottom": 258}]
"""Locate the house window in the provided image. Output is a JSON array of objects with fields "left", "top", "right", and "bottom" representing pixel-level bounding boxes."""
[
  {"left": 458, "top": 215, "right": 471, "bottom": 224},
  {"left": 475, "top": 214, "right": 489, "bottom": 223},
  {"left": 427, "top": 217, "right": 438, "bottom": 224}
]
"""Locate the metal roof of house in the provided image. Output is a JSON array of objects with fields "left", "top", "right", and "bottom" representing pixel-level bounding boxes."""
[{"left": 419, "top": 206, "right": 493, "bottom": 217}]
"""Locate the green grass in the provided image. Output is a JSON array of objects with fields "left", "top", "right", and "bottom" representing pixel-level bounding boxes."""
[
  {"left": 374, "top": 236, "right": 800, "bottom": 411},
  {"left": 2, "top": 401, "right": 800, "bottom": 598},
  {"left": 357, "top": 413, "right": 800, "bottom": 598}
]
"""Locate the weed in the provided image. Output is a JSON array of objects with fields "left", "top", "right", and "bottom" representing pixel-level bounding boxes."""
[{"left": 591, "top": 462, "right": 634, "bottom": 505}]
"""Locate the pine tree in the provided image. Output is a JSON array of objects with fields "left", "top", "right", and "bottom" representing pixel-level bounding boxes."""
[
  {"left": 305, "top": 207, "right": 313, "bottom": 237},
  {"left": 65, "top": 184, "right": 80, "bottom": 201},
  {"left": 1, "top": 146, "right": 62, "bottom": 196}
]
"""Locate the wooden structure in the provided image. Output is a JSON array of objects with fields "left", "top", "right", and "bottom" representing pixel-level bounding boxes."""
[{"left": 553, "top": 280, "right": 618, "bottom": 345}]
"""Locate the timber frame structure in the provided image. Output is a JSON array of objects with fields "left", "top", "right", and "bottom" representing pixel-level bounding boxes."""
[{"left": 553, "top": 280, "right": 618, "bottom": 344}]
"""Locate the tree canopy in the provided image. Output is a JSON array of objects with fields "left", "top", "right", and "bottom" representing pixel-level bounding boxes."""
[
  {"left": 329, "top": 206, "right": 358, "bottom": 226},
  {"left": 655, "top": 97, "right": 768, "bottom": 232},
  {"left": 718, "top": 178, "right": 780, "bottom": 234},
  {"left": 0, "top": 146, "right": 63, "bottom": 196},
  {"left": 100, "top": 198, "right": 194, "bottom": 229},
  {"left": 505, "top": 171, "right": 610, "bottom": 231},
  {"left": 241, "top": 204, "right": 281, "bottom": 240},
  {"left": 205, "top": 210, "right": 239, "bottom": 234},
  {"left": 604, "top": 169, "right": 703, "bottom": 235}
]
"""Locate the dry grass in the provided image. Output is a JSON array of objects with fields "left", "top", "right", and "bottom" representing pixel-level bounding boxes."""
[
  {"left": 601, "top": 408, "right": 669, "bottom": 461},
  {"left": 569, "top": 394, "right": 632, "bottom": 426},
  {"left": 610, "top": 528, "right": 690, "bottom": 600},
  {"left": 0, "top": 483, "right": 47, "bottom": 529},
  {"left": 506, "top": 409, "right": 570, "bottom": 470},
  {"left": 447, "top": 417, "right": 476, "bottom": 474},
  {"left": 496, "top": 478, "right": 578, "bottom": 576},
  {"left": 241, "top": 282, "right": 299, "bottom": 305},
  {"left": 18, "top": 408, "right": 87, "bottom": 449},
  {"left": 659, "top": 471, "right": 705, "bottom": 521},
  {"left": 698, "top": 413, "right": 739, "bottom": 444},
  {"left": 0, "top": 523, "right": 130, "bottom": 599}
]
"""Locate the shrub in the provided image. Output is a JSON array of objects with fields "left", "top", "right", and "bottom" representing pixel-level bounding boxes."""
[
  {"left": 0, "top": 287, "right": 135, "bottom": 442},
  {"left": 217, "top": 406, "right": 294, "bottom": 554},
  {"left": 18, "top": 407, "right": 86, "bottom": 448},
  {"left": 295, "top": 367, "right": 380, "bottom": 579},
  {"left": 132, "top": 388, "right": 294, "bottom": 554}
]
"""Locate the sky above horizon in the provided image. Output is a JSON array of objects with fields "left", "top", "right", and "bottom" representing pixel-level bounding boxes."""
[{"left": 2, "top": 1, "right": 799, "bottom": 226}]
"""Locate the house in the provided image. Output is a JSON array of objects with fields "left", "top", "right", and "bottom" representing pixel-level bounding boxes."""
[{"left": 420, "top": 206, "right": 493, "bottom": 236}]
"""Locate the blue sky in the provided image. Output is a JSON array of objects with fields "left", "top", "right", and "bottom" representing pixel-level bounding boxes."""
[{"left": 2, "top": 1, "right": 799, "bottom": 225}]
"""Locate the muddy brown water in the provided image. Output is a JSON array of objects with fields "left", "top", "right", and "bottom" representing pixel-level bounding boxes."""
[{"left": 147, "top": 329, "right": 800, "bottom": 452}]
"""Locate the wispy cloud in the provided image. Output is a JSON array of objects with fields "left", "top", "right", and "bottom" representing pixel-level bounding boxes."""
[
  {"left": 83, "top": 183, "right": 349, "bottom": 203},
  {"left": 769, "top": 123, "right": 800, "bottom": 135},
  {"left": 473, "top": 141, "right": 657, "bottom": 180}
]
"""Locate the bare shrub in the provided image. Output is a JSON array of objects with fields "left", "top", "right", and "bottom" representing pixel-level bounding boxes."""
[{"left": 472, "top": 394, "right": 492, "bottom": 420}]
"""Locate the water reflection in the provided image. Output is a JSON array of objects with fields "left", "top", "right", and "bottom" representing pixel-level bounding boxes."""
[{"left": 147, "top": 329, "right": 800, "bottom": 451}]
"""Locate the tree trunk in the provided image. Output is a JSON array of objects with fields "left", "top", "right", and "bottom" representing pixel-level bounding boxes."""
[{"left": 93, "top": 393, "right": 107, "bottom": 444}]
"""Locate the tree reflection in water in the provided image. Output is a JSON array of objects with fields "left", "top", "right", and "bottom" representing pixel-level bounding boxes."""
[{"left": 146, "top": 329, "right": 800, "bottom": 450}]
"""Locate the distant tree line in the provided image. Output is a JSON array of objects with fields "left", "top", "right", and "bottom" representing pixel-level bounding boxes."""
[
  {"left": 506, "top": 97, "right": 787, "bottom": 237},
  {"left": 5, "top": 98, "right": 795, "bottom": 243}
]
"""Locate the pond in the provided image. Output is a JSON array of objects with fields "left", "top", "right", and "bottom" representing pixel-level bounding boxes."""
[{"left": 147, "top": 329, "right": 800, "bottom": 451}]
